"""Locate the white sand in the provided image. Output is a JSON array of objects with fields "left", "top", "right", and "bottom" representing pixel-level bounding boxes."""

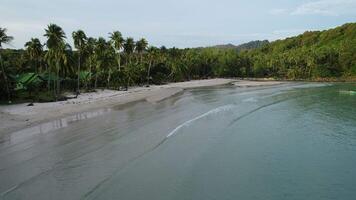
[
  {"left": 0, "top": 79, "right": 236, "bottom": 134},
  {"left": 233, "top": 80, "right": 283, "bottom": 87},
  {"left": 0, "top": 79, "right": 286, "bottom": 135}
]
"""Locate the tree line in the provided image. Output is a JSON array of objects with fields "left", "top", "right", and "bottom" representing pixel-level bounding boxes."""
[{"left": 0, "top": 22, "right": 355, "bottom": 103}]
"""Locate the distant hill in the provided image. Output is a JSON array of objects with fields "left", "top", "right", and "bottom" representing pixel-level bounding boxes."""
[
  {"left": 212, "top": 43, "right": 237, "bottom": 49},
  {"left": 235, "top": 40, "right": 269, "bottom": 51},
  {"left": 213, "top": 40, "right": 269, "bottom": 51},
  {"left": 244, "top": 22, "right": 356, "bottom": 78},
  {"left": 255, "top": 23, "right": 356, "bottom": 52}
]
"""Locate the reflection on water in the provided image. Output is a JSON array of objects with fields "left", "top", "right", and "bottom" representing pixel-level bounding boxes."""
[
  {"left": 1, "top": 83, "right": 356, "bottom": 200},
  {"left": 1, "top": 108, "right": 112, "bottom": 146}
]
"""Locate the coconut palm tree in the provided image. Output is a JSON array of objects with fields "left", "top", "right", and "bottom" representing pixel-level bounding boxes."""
[
  {"left": 109, "top": 31, "right": 124, "bottom": 71},
  {"left": 25, "top": 38, "right": 43, "bottom": 73},
  {"left": 61, "top": 43, "right": 74, "bottom": 77},
  {"left": 93, "top": 40, "right": 116, "bottom": 88},
  {"left": 146, "top": 46, "right": 159, "bottom": 86},
  {"left": 44, "top": 24, "right": 67, "bottom": 100},
  {"left": 123, "top": 37, "right": 135, "bottom": 65},
  {"left": 85, "top": 37, "right": 96, "bottom": 89},
  {"left": 72, "top": 30, "right": 87, "bottom": 94},
  {"left": 93, "top": 37, "right": 108, "bottom": 88},
  {"left": 0, "top": 27, "right": 14, "bottom": 103},
  {"left": 135, "top": 38, "right": 148, "bottom": 63}
]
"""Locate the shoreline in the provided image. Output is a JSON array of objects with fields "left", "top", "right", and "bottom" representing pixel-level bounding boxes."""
[
  {"left": 0, "top": 79, "right": 285, "bottom": 135},
  {"left": 238, "top": 77, "right": 356, "bottom": 83}
]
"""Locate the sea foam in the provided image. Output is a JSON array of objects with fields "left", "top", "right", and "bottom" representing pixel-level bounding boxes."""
[{"left": 166, "top": 104, "right": 235, "bottom": 138}]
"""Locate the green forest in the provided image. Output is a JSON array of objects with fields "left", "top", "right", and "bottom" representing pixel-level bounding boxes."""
[{"left": 0, "top": 22, "right": 355, "bottom": 103}]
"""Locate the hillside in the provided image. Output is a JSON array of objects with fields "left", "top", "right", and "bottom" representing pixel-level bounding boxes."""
[{"left": 243, "top": 23, "right": 356, "bottom": 79}]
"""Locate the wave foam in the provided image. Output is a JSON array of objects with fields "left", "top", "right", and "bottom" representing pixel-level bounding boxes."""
[{"left": 166, "top": 105, "right": 235, "bottom": 138}]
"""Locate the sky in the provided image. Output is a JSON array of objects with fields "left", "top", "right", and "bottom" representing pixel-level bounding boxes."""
[{"left": 1, "top": 0, "right": 356, "bottom": 49}]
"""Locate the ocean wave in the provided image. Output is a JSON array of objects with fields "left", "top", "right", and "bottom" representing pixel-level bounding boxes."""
[
  {"left": 289, "top": 83, "right": 332, "bottom": 89},
  {"left": 242, "top": 97, "right": 258, "bottom": 102},
  {"left": 166, "top": 104, "right": 235, "bottom": 138}
]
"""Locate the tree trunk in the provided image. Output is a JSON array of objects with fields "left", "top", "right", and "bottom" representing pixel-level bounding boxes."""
[
  {"left": 46, "top": 63, "right": 50, "bottom": 92},
  {"left": 89, "top": 61, "right": 92, "bottom": 90},
  {"left": 95, "top": 70, "right": 98, "bottom": 89},
  {"left": 147, "top": 60, "right": 152, "bottom": 86},
  {"left": 38, "top": 59, "right": 42, "bottom": 74},
  {"left": 56, "top": 61, "right": 60, "bottom": 101},
  {"left": 85, "top": 61, "right": 88, "bottom": 91},
  {"left": 126, "top": 76, "right": 129, "bottom": 91},
  {"left": 34, "top": 60, "right": 38, "bottom": 74},
  {"left": 77, "top": 52, "right": 81, "bottom": 94},
  {"left": 0, "top": 54, "right": 11, "bottom": 103},
  {"left": 107, "top": 69, "right": 111, "bottom": 88},
  {"left": 53, "top": 64, "right": 56, "bottom": 100},
  {"left": 118, "top": 53, "right": 121, "bottom": 71}
]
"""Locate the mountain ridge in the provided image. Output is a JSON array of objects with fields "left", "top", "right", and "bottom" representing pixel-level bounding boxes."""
[{"left": 212, "top": 40, "right": 269, "bottom": 51}]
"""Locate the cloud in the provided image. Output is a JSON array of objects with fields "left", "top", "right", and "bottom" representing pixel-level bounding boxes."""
[
  {"left": 1, "top": 21, "right": 44, "bottom": 33},
  {"left": 269, "top": 9, "right": 289, "bottom": 15},
  {"left": 272, "top": 29, "right": 307, "bottom": 35},
  {"left": 291, "top": 0, "right": 356, "bottom": 16},
  {"left": 269, "top": 0, "right": 356, "bottom": 16},
  {"left": 0, "top": 19, "right": 45, "bottom": 48}
]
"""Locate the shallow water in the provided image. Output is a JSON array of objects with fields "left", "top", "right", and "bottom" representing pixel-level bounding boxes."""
[{"left": 1, "top": 83, "right": 356, "bottom": 200}]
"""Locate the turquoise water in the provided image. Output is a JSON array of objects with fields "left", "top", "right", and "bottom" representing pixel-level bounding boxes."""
[{"left": 1, "top": 83, "right": 356, "bottom": 200}]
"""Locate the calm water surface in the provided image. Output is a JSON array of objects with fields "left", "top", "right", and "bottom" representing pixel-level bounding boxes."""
[{"left": 1, "top": 82, "right": 356, "bottom": 200}]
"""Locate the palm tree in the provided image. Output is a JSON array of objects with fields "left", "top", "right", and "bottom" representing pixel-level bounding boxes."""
[
  {"left": 44, "top": 24, "right": 67, "bottom": 100},
  {"left": 86, "top": 37, "right": 96, "bottom": 89},
  {"left": 72, "top": 30, "right": 87, "bottom": 94},
  {"left": 93, "top": 37, "right": 107, "bottom": 88},
  {"left": 123, "top": 37, "right": 135, "bottom": 65},
  {"left": 135, "top": 38, "right": 148, "bottom": 63},
  {"left": 146, "top": 46, "right": 158, "bottom": 86},
  {"left": 61, "top": 43, "right": 74, "bottom": 78},
  {"left": 0, "top": 27, "right": 14, "bottom": 103},
  {"left": 25, "top": 38, "right": 43, "bottom": 73},
  {"left": 109, "top": 31, "right": 124, "bottom": 71}
]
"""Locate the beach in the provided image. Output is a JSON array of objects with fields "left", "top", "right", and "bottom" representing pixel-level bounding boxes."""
[
  {"left": 1, "top": 81, "right": 356, "bottom": 200},
  {"left": 0, "top": 79, "right": 284, "bottom": 135}
]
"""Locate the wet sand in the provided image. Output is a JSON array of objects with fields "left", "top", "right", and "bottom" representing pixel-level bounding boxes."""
[
  {"left": 2, "top": 82, "right": 350, "bottom": 200},
  {"left": 0, "top": 79, "right": 284, "bottom": 135}
]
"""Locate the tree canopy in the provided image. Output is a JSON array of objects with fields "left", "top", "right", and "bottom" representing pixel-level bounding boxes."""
[{"left": 0, "top": 22, "right": 355, "bottom": 102}]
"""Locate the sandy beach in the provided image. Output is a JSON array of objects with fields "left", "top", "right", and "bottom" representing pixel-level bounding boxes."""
[{"left": 0, "top": 79, "right": 284, "bottom": 135}]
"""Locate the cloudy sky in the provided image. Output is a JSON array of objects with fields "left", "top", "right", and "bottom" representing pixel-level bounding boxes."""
[{"left": 1, "top": 0, "right": 356, "bottom": 48}]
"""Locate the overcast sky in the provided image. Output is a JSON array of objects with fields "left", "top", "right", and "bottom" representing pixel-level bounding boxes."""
[{"left": 1, "top": 0, "right": 356, "bottom": 49}]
